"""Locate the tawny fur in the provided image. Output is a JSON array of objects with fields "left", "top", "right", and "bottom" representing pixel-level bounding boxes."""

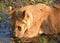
[{"left": 9, "top": 4, "right": 60, "bottom": 38}]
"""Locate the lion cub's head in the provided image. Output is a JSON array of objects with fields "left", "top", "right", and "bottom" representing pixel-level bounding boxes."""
[{"left": 9, "top": 6, "right": 30, "bottom": 38}]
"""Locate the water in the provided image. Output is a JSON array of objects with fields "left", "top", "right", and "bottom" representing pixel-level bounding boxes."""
[
  {"left": 0, "top": 37, "right": 11, "bottom": 43},
  {"left": 0, "top": 14, "right": 13, "bottom": 43}
]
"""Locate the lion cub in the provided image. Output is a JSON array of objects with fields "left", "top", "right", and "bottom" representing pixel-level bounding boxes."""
[{"left": 9, "top": 3, "right": 60, "bottom": 39}]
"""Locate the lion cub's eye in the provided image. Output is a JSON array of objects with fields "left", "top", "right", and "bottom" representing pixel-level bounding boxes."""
[{"left": 18, "top": 26, "right": 21, "bottom": 31}]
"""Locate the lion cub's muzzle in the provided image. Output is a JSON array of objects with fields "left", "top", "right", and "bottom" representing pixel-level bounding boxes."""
[{"left": 14, "top": 19, "right": 28, "bottom": 38}]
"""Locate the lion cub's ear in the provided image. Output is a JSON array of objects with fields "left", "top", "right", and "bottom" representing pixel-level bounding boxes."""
[{"left": 9, "top": 6, "right": 15, "bottom": 15}]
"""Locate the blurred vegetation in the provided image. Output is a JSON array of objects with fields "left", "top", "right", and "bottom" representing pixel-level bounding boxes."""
[
  {"left": 0, "top": 0, "right": 60, "bottom": 43},
  {"left": 0, "top": 0, "right": 51, "bottom": 8}
]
